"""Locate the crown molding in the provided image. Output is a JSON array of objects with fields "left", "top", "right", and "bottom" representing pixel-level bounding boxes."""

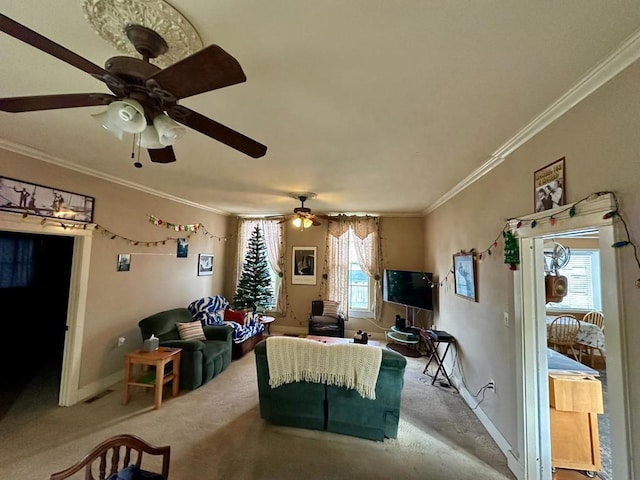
[
  {"left": 0, "top": 139, "right": 229, "bottom": 215},
  {"left": 423, "top": 26, "right": 640, "bottom": 216}
]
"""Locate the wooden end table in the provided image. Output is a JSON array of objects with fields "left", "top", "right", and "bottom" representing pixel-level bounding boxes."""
[
  {"left": 123, "top": 346, "right": 181, "bottom": 409},
  {"left": 260, "top": 315, "right": 276, "bottom": 335}
]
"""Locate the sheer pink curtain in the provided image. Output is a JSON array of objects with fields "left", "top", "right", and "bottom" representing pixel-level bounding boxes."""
[{"left": 325, "top": 216, "right": 382, "bottom": 320}]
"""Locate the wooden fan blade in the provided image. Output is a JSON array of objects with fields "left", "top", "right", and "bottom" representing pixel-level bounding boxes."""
[
  {"left": 0, "top": 14, "right": 111, "bottom": 81},
  {"left": 311, "top": 217, "right": 322, "bottom": 226},
  {"left": 146, "top": 45, "right": 247, "bottom": 100},
  {"left": 167, "top": 106, "right": 267, "bottom": 158},
  {"left": 0, "top": 93, "right": 116, "bottom": 112},
  {"left": 147, "top": 146, "right": 176, "bottom": 164}
]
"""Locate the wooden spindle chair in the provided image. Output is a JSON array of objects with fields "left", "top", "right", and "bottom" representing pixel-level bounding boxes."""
[{"left": 547, "top": 315, "right": 581, "bottom": 361}]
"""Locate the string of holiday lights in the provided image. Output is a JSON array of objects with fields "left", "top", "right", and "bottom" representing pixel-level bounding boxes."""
[
  {"left": 422, "top": 191, "right": 638, "bottom": 289},
  {"left": 148, "top": 214, "right": 228, "bottom": 241},
  {"left": 15, "top": 213, "right": 227, "bottom": 246}
]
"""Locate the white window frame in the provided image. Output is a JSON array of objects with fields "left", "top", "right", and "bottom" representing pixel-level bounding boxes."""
[{"left": 347, "top": 231, "right": 373, "bottom": 318}]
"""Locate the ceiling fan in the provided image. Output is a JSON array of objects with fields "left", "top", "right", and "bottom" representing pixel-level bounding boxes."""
[
  {"left": 0, "top": 13, "right": 267, "bottom": 165},
  {"left": 279, "top": 193, "right": 323, "bottom": 229}
]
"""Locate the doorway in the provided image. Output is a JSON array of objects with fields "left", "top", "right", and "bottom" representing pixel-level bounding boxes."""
[
  {"left": 0, "top": 230, "right": 74, "bottom": 416},
  {"left": 0, "top": 215, "right": 93, "bottom": 407},
  {"left": 514, "top": 193, "right": 631, "bottom": 480}
]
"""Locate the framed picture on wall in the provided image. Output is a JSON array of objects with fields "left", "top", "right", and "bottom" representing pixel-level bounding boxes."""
[
  {"left": 534, "top": 157, "right": 565, "bottom": 212},
  {"left": 0, "top": 175, "right": 95, "bottom": 223},
  {"left": 198, "top": 254, "right": 214, "bottom": 276},
  {"left": 453, "top": 252, "right": 478, "bottom": 302},
  {"left": 177, "top": 238, "right": 189, "bottom": 258},
  {"left": 292, "top": 246, "right": 317, "bottom": 285},
  {"left": 117, "top": 254, "right": 131, "bottom": 272}
]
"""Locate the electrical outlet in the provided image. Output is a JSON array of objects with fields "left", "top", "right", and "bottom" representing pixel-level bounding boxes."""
[
  {"left": 487, "top": 379, "right": 496, "bottom": 392},
  {"left": 117, "top": 336, "right": 126, "bottom": 347}
]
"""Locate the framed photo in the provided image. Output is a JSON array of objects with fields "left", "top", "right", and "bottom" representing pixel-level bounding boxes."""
[
  {"left": 117, "top": 254, "right": 131, "bottom": 272},
  {"left": 534, "top": 157, "right": 565, "bottom": 212},
  {"left": 198, "top": 253, "right": 214, "bottom": 276},
  {"left": 0, "top": 175, "right": 95, "bottom": 222},
  {"left": 453, "top": 253, "right": 478, "bottom": 302},
  {"left": 177, "top": 238, "right": 189, "bottom": 258},
  {"left": 292, "top": 246, "right": 317, "bottom": 285}
]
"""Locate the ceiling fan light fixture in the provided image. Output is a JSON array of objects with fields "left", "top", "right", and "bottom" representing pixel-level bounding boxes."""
[
  {"left": 292, "top": 217, "right": 313, "bottom": 229},
  {"left": 91, "top": 111, "right": 124, "bottom": 140},
  {"left": 153, "top": 114, "right": 186, "bottom": 146},
  {"left": 139, "top": 124, "right": 165, "bottom": 149},
  {"left": 106, "top": 99, "right": 146, "bottom": 133}
]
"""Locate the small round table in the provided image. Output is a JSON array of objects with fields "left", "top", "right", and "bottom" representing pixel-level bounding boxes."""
[{"left": 260, "top": 315, "right": 276, "bottom": 335}]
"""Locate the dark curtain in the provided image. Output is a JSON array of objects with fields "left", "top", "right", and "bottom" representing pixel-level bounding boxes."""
[{"left": 0, "top": 236, "right": 34, "bottom": 288}]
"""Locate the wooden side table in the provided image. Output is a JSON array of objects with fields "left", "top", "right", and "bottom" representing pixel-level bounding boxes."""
[
  {"left": 260, "top": 315, "right": 276, "bottom": 335},
  {"left": 123, "top": 347, "right": 181, "bottom": 409}
]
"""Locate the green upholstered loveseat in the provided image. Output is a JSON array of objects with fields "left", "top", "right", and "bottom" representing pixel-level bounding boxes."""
[
  {"left": 254, "top": 338, "right": 406, "bottom": 441},
  {"left": 138, "top": 307, "right": 232, "bottom": 390}
]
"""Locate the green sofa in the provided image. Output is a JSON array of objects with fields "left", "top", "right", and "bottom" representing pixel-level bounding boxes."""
[
  {"left": 254, "top": 339, "right": 407, "bottom": 441},
  {"left": 138, "top": 307, "right": 233, "bottom": 390}
]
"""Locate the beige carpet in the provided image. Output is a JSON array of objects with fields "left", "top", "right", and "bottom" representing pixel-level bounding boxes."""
[{"left": 0, "top": 349, "right": 516, "bottom": 480}]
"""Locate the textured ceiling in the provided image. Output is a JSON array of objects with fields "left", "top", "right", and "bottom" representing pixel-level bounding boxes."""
[{"left": 1, "top": 1, "right": 639, "bottom": 217}]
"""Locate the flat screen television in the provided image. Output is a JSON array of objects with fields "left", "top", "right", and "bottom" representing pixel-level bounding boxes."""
[{"left": 383, "top": 269, "right": 433, "bottom": 311}]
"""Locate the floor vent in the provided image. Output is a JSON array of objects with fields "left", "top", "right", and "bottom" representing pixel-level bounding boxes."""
[{"left": 84, "top": 389, "right": 114, "bottom": 403}]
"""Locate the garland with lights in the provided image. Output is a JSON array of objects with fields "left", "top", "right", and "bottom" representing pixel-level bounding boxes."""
[
  {"left": 148, "top": 214, "right": 228, "bottom": 241},
  {"left": 424, "top": 191, "right": 639, "bottom": 289},
  {"left": 14, "top": 212, "right": 228, "bottom": 246}
]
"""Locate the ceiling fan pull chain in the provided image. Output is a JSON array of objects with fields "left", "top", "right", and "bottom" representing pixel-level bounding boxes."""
[{"left": 133, "top": 133, "right": 143, "bottom": 168}]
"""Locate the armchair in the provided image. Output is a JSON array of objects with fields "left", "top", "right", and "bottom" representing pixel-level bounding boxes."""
[
  {"left": 138, "top": 308, "right": 232, "bottom": 390},
  {"left": 308, "top": 300, "right": 345, "bottom": 338}
]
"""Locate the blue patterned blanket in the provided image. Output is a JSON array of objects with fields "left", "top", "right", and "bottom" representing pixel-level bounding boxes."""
[{"left": 188, "top": 296, "right": 264, "bottom": 344}]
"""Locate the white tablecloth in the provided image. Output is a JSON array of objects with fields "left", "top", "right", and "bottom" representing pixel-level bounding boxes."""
[{"left": 546, "top": 316, "right": 606, "bottom": 351}]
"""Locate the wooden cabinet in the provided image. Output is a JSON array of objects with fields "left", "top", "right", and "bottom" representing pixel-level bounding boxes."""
[{"left": 549, "top": 373, "right": 603, "bottom": 474}]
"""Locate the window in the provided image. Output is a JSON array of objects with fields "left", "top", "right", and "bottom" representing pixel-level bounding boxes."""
[
  {"left": 348, "top": 232, "right": 372, "bottom": 314},
  {"left": 547, "top": 249, "right": 601, "bottom": 311},
  {"left": 326, "top": 218, "right": 381, "bottom": 320},
  {"left": 236, "top": 219, "right": 283, "bottom": 312}
]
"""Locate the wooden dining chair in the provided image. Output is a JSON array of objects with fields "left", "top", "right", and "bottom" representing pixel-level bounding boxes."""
[
  {"left": 547, "top": 315, "right": 581, "bottom": 361},
  {"left": 581, "top": 311, "right": 606, "bottom": 367},
  {"left": 49, "top": 434, "right": 170, "bottom": 480}
]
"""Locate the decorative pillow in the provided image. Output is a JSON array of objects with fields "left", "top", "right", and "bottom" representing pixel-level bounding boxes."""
[
  {"left": 176, "top": 321, "right": 206, "bottom": 341},
  {"left": 224, "top": 307, "right": 245, "bottom": 325},
  {"left": 322, "top": 300, "right": 340, "bottom": 318}
]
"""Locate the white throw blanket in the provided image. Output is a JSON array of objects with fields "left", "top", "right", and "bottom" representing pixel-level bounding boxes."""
[{"left": 266, "top": 336, "right": 383, "bottom": 400}]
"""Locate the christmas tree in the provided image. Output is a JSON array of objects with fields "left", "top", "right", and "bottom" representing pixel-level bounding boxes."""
[{"left": 233, "top": 225, "right": 275, "bottom": 310}]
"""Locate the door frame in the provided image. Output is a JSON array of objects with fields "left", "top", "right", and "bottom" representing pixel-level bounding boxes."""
[
  {"left": 0, "top": 214, "right": 92, "bottom": 407},
  {"left": 512, "top": 193, "right": 631, "bottom": 479}
]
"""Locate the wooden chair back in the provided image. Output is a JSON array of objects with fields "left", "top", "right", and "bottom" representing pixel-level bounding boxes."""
[
  {"left": 582, "top": 310, "right": 604, "bottom": 330},
  {"left": 547, "top": 315, "right": 581, "bottom": 360},
  {"left": 49, "top": 434, "right": 170, "bottom": 480}
]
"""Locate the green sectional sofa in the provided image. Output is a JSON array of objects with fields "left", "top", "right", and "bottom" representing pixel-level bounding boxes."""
[
  {"left": 255, "top": 338, "right": 407, "bottom": 441},
  {"left": 138, "top": 307, "right": 232, "bottom": 390}
]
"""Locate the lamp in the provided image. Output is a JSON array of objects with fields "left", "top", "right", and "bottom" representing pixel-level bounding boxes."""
[
  {"left": 153, "top": 114, "right": 186, "bottom": 146},
  {"left": 139, "top": 124, "right": 165, "bottom": 149},
  {"left": 292, "top": 216, "right": 313, "bottom": 229},
  {"left": 91, "top": 111, "right": 124, "bottom": 140},
  {"left": 105, "top": 99, "right": 146, "bottom": 133}
]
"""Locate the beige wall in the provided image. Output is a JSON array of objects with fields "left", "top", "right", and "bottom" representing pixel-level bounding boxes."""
[
  {"left": 0, "top": 150, "right": 229, "bottom": 389},
  {"left": 424, "top": 60, "right": 640, "bottom": 470},
  {"left": 225, "top": 216, "right": 426, "bottom": 336}
]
